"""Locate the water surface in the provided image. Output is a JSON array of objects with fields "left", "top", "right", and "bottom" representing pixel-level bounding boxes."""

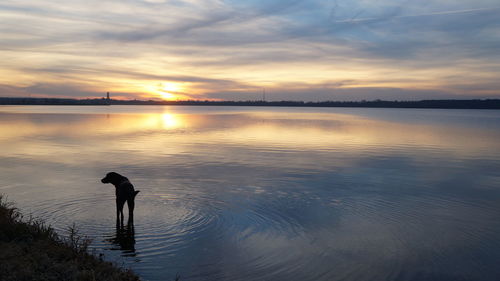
[{"left": 1, "top": 105, "right": 499, "bottom": 281}]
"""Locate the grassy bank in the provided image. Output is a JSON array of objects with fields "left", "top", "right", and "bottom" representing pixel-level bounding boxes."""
[{"left": 0, "top": 195, "right": 140, "bottom": 281}]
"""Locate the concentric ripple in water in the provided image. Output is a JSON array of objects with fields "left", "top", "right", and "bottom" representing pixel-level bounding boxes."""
[{"left": 1, "top": 106, "right": 500, "bottom": 281}]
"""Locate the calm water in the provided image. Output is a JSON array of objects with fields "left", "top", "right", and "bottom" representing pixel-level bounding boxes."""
[{"left": 1, "top": 105, "right": 500, "bottom": 281}]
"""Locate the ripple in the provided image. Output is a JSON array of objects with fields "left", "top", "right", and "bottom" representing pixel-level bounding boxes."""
[{"left": 11, "top": 179, "right": 500, "bottom": 281}]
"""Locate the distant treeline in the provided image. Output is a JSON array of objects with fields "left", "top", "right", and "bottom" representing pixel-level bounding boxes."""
[
  {"left": 1, "top": 97, "right": 500, "bottom": 109},
  {"left": 0, "top": 97, "right": 111, "bottom": 105}
]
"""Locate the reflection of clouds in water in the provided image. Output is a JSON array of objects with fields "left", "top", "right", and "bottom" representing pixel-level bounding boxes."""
[
  {"left": 1, "top": 106, "right": 500, "bottom": 280},
  {"left": 248, "top": 185, "right": 265, "bottom": 194},
  {"left": 1, "top": 108, "right": 499, "bottom": 161},
  {"left": 0, "top": 107, "right": 496, "bottom": 158},
  {"left": 226, "top": 187, "right": 500, "bottom": 280}
]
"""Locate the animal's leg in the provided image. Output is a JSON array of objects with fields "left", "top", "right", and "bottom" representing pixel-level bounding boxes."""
[
  {"left": 127, "top": 199, "right": 135, "bottom": 225},
  {"left": 116, "top": 198, "right": 120, "bottom": 225},
  {"left": 117, "top": 199, "right": 126, "bottom": 227}
]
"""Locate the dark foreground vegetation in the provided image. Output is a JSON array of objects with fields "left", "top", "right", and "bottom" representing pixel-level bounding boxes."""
[
  {"left": 0, "top": 195, "right": 140, "bottom": 281},
  {"left": 1, "top": 97, "right": 500, "bottom": 109}
]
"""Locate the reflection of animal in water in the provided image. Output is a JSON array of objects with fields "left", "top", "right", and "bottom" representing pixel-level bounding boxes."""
[
  {"left": 101, "top": 172, "right": 140, "bottom": 226},
  {"left": 107, "top": 223, "right": 136, "bottom": 257}
]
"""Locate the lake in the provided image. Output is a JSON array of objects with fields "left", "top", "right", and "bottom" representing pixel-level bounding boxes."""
[{"left": 1, "top": 105, "right": 499, "bottom": 281}]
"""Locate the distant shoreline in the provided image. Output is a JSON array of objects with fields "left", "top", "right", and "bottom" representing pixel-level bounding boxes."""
[{"left": 1, "top": 97, "right": 500, "bottom": 109}]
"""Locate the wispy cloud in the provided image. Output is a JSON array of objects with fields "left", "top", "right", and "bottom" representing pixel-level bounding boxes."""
[{"left": 331, "top": 6, "right": 500, "bottom": 24}]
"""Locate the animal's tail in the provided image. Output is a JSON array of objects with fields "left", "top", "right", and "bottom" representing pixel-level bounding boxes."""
[{"left": 134, "top": 190, "right": 140, "bottom": 197}]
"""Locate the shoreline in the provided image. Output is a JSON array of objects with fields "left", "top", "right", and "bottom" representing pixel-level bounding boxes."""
[
  {"left": 0, "top": 195, "right": 140, "bottom": 281},
  {"left": 1, "top": 97, "right": 499, "bottom": 109}
]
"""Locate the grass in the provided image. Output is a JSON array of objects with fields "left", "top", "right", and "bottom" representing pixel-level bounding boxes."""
[{"left": 0, "top": 195, "right": 141, "bottom": 281}]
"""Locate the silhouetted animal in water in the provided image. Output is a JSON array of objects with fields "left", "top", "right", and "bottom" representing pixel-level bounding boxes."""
[{"left": 101, "top": 172, "right": 140, "bottom": 226}]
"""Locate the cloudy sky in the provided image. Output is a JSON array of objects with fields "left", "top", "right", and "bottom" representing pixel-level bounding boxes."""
[{"left": 1, "top": 0, "right": 499, "bottom": 101}]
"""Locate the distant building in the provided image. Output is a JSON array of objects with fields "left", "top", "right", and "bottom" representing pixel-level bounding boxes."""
[{"left": 106, "top": 92, "right": 110, "bottom": 100}]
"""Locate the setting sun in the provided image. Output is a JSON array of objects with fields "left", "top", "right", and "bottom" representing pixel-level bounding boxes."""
[
  {"left": 159, "top": 91, "right": 176, "bottom": 100},
  {"left": 160, "top": 83, "right": 182, "bottom": 100},
  {"left": 144, "top": 82, "right": 186, "bottom": 101}
]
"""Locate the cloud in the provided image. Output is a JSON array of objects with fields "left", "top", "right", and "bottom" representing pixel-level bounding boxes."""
[
  {"left": 0, "top": 82, "right": 106, "bottom": 98},
  {"left": 1, "top": 0, "right": 500, "bottom": 100}
]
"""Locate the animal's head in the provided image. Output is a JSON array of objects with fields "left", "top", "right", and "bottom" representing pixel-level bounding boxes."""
[{"left": 101, "top": 172, "right": 125, "bottom": 185}]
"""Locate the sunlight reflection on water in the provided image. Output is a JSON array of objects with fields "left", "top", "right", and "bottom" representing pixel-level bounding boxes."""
[{"left": 1, "top": 105, "right": 500, "bottom": 281}]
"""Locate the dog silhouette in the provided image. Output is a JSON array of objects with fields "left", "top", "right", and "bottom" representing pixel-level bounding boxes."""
[{"left": 101, "top": 172, "right": 140, "bottom": 225}]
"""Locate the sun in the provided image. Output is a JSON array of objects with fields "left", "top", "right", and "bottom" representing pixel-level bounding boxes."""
[
  {"left": 159, "top": 91, "right": 176, "bottom": 100},
  {"left": 152, "top": 82, "right": 184, "bottom": 100}
]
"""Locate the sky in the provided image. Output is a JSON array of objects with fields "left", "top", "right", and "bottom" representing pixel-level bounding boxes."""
[{"left": 1, "top": 0, "right": 499, "bottom": 101}]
